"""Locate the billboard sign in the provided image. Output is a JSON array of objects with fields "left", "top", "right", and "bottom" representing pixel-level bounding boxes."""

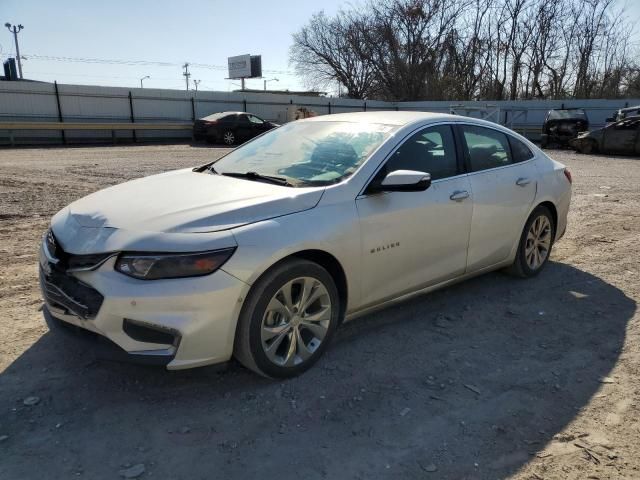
[
  {"left": 228, "top": 54, "right": 262, "bottom": 79},
  {"left": 228, "top": 54, "right": 252, "bottom": 79}
]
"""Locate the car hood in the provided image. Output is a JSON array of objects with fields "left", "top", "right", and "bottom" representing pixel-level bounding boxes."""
[
  {"left": 67, "top": 168, "right": 325, "bottom": 234},
  {"left": 576, "top": 128, "right": 603, "bottom": 139}
]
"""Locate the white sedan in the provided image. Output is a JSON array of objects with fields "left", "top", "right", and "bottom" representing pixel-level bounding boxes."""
[{"left": 39, "top": 112, "right": 571, "bottom": 377}]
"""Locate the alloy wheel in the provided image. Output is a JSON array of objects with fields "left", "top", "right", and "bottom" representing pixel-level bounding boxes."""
[
  {"left": 223, "top": 132, "right": 235, "bottom": 145},
  {"left": 525, "top": 215, "right": 552, "bottom": 270},
  {"left": 260, "top": 277, "right": 331, "bottom": 367}
]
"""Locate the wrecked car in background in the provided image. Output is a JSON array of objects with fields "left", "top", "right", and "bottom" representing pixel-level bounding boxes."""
[
  {"left": 540, "top": 109, "right": 589, "bottom": 148},
  {"left": 606, "top": 105, "right": 640, "bottom": 125},
  {"left": 570, "top": 116, "right": 640, "bottom": 155}
]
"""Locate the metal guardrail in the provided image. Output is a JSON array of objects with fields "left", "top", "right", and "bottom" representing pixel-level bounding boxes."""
[
  {"left": 0, "top": 121, "right": 192, "bottom": 130},
  {"left": 0, "top": 121, "right": 193, "bottom": 146}
]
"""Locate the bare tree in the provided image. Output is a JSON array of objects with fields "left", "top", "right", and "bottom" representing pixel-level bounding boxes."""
[
  {"left": 290, "top": 11, "right": 376, "bottom": 98},
  {"left": 289, "top": 0, "right": 638, "bottom": 101}
]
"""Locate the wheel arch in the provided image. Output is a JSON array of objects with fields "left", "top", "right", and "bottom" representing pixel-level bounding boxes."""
[
  {"left": 244, "top": 249, "right": 349, "bottom": 321},
  {"left": 509, "top": 199, "right": 559, "bottom": 263},
  {"left": 291, "top": 250, "right": 348, "bottom": 318},
  {"left": 537, "top": 200, "right": 558, "bottom": 233}
]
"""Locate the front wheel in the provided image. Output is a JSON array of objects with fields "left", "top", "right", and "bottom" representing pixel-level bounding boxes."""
[
  {"left": 234, "top": 259, "right": 340, "bottom": 378},
  {"left": 579, "top": 140, "right": 596, "bottom": 154},
  {"left": 506, "top": 206, "right": 555, "bottom": 278}
]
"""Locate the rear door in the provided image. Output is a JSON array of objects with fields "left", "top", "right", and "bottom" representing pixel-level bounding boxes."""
[
  {"left": 457, "top": 124, "right": 537, "bottom": 272},
  {"left": 356, "top": 124, "right": 473, "bottom": 306}
]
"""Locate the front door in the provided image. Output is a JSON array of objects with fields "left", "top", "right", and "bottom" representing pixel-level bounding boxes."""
[
  {"left": 457, "top": 124, "right": 537, "bottom": 271},
  {"left": 248, "top": 114, "right": 270, "bottom": 138},
  {"left": 356, "top": 124, "right": 473, "bottom": 307}
]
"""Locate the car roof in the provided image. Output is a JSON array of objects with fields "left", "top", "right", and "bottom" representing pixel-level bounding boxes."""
[
  {"left": 301, "top": 111, "right": 461, "bottom": 126},
  {"left": 200, "top": 111, "right": 246, "bottom": 120}
]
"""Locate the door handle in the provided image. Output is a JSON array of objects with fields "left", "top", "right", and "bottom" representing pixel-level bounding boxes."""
[
  {"left": 449, "top": 190, "right": 470, "bottom": 201},
  {"left": 516, "top": 177, "right": 532, "bottom": 186}
]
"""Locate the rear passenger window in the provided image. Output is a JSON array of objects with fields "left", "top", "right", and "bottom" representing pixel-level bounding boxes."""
[
  {"left": 461, "top": 125, "right": 512, "bottom": 172},
  {"left": 509, "top": 136, "right": 534, "bottom": 162},
  {"left": 383, "top": 125, "right": 458, "bottom": 181}
]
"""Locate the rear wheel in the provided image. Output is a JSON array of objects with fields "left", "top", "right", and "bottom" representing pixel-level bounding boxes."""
[
  {"left": 234, "top": 259, "right": 340, "bottom": 378},
  {"left": 222, "top": 130, "right": 236, "bottom": 146},
  {"left": 507, "top": 206, "right": 555, "bottom": 278}
]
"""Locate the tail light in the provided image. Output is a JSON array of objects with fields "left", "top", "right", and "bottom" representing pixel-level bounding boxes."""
[
  {"left": 564, "top": 168, "right": 572, "bottom": 184},
  {"left": 204, "top": 120, "right": 218, "bottom": 126}
]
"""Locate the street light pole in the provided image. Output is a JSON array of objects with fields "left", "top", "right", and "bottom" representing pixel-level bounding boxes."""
[
  {"left": 193, "top": 79, "right": 201, "bottom": 92},
  {"left": 4, "top": 22, "right": 24, "bottom": 79},
  {"left": 139, "top": 75, "right": 150, "bottom": 88},
  {"left": 264, "top": 78, "right": 279, "bottom": 91}
]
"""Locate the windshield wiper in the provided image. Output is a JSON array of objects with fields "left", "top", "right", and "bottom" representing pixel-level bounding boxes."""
[{"left": 220, "top": 171, "right": 293, "bottom": 187}]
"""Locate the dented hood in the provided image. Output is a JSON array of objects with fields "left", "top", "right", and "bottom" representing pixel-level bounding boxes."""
[{"left": 67, "top": 168, "right": 324, "bottom": 233}]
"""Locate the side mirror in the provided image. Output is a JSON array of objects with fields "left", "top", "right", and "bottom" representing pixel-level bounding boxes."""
[
  {"left": 606, "top": 117, "right": 614, "bottom": 123},
  {"left": 370, "top": 170, "right": 431, "bottom": 193}
]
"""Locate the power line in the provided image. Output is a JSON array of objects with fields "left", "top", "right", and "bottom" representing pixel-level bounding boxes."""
[{"left": 15, "top": 53, "right": 294, "bottom": 75}]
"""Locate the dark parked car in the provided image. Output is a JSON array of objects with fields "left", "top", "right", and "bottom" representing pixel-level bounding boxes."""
[
  {"left": 193, "top": 112, "right": 278, "bottom": 145},
  {"left": 540, "top": 109, "right": 589, "bottom": 148},
  {"left": 606, "top": 105, "right": 640, "bottom": 124},
  {"left": 570, "top": 116, "right": 640, "bottom": 155}
]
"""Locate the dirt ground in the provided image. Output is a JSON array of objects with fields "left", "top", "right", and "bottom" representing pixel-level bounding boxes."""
[{"left": 0, "top": 143, "right": 638, "bottom": 480}]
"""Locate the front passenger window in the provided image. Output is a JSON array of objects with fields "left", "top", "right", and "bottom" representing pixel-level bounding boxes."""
[
  {"left": 382, "top": 125, "right": 458, "bottom": 181},
  {"left": 461, "top": 125, "right": 512, "bottom": 172}
]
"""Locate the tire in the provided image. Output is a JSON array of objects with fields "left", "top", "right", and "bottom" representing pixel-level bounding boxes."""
[
  {"left": 233, "top": 259, "right": 341, "bottom": 378},
  {"left": 506, "top": 205, "right": 555, "bottom": 278},
  {"left": 222, "top": 130, "right": 236, "bottom": 146},
  {"left": 580, "top": 140, "right": 596, "bottom": 154}
]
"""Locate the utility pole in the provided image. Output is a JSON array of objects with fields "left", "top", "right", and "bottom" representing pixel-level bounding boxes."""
[
  {"left": 139, "top": 75, "right": 150, "bottom": 88},
  {"left": 193, "top": 79, "right": 201, "bottom": 92},
  {"left": 4, "top": 22, "right": 24, "bottom": 79},
  {"left": 182, "top": 63, "right": 190, "bottom": 90}
]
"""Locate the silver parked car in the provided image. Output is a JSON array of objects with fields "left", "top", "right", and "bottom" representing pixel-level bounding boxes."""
[{"left": 39, "top": 112, "right": 572, "bottom": 377}]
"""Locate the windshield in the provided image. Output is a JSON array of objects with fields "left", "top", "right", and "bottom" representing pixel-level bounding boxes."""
[
  {"left": 213, "top": 121, "right": 395, "bottom": 186},
  {"left": 548, "top": 109, "right": 587, "bottom": 120}
]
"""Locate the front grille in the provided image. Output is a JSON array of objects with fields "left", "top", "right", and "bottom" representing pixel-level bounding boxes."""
[
  {"left": 40, "top": 230, "right": 106, "bottom": 320},
  {"left": 46, "top": 231, "right": 113, "bottom": 271},
  {"left": 40, "top": 267, "right": 104, "bottom": 319}
]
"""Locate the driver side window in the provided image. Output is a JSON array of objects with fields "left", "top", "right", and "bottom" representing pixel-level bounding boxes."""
[{"left": 382, "top": 125, "right": 458, "bottom": 181}]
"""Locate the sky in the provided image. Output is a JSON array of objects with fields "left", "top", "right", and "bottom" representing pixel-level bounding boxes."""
[
  {"left": 0, "top": 0, "right": 350, "bottom": 92},
  {"left": 1, "top": 0, "right": 638, "bottom": 93}
]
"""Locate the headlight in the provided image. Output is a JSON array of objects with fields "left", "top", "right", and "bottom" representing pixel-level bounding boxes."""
[{"left": 115, "top": 248, "right": 236, "bottom": 280}]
